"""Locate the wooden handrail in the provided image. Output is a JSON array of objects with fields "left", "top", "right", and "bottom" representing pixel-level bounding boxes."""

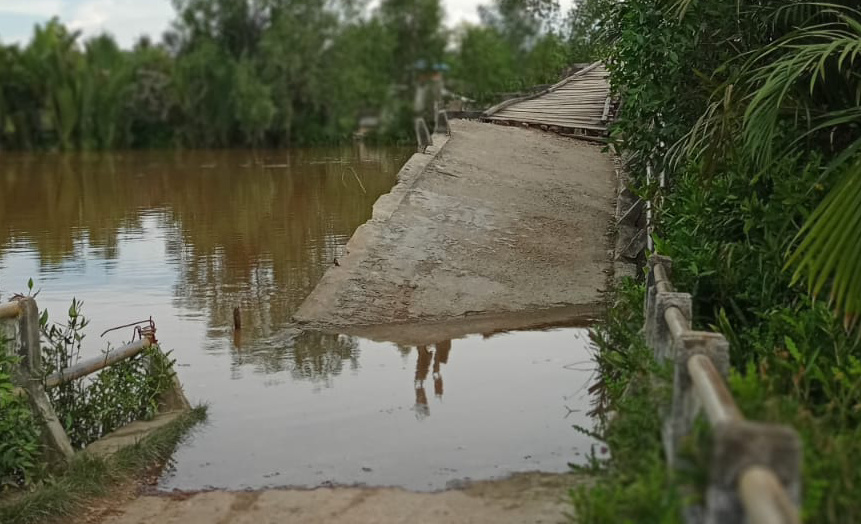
[
  {"left": 687, "top": 354, "right": 743, "bottom": 424},
  {"left": 664, "top": 306, "right": 689, "bottom": 342},
  {"left": 0, "top": 301, "right": 21, "bottom": 319},
  {"left": 44, "top": 338, "right": 152, "bottom": 389},
  {"left": 648, "top": 258, "right": 801, "bottom": 524},
  {"left": 739, "top": 467, "right": 801, "bottom": 524}
]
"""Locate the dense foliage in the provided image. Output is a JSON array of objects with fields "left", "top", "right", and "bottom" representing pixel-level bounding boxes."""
[
  {"left": 0, "top": 342, "right": 42, "bottom": 490},
  {"left": 0, "top": 0, "right": 602, "bottom": 150},
  {"left": 577, "top": 0, "right": 861, "bottom": 522}
]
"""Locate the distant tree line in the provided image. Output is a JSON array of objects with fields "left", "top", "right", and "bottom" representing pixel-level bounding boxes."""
[{"left": 0, "top": 0, "right": 602, "bottom": 150}]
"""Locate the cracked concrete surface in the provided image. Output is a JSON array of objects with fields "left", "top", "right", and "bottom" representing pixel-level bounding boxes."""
[{"left": 294, "top": 120, "right": 617, "bottom": 344}]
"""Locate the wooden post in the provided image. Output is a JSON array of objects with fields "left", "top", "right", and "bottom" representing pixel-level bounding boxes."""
[
  {"left": 13, "top": 298, "right": 75, "bottom": 461},
  {"left": 434, "top": 108, "right": 451, "bottom": 136},
  {"left": 414, "top": 118, "right": 433, "bottom": 152},
  {"left": 664, "top": 332, "right": 730, "bottom": 469},
  {"left": 707, "top": 421, "right": 802, "bottom": 524}
]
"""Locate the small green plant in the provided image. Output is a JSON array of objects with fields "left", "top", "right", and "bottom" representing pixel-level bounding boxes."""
[
  {"left": 0, "top": 344, "right": 42, "bottom": 490},
  {"left": 0, "top": 405, "right": 207, "bottom": 524},
  {"left": 40, "top": 298, "right": 177, "bottom": 449},
  {"left": 571, "top": 279, "right": 684, "bottom": 523}
]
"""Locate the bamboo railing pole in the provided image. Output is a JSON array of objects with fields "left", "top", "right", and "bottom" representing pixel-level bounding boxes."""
[
  {"left": 45, "top": 338, "right": 152, "bottom": 389},
  {"left": 0, "top": 301, "right": 21, "bottom": 319},
  {"left": 688, "top": 354, "right": 743, "bottom": 425},
  {"left": 739, "top": 466, "right": 801, "bottom": 524}
]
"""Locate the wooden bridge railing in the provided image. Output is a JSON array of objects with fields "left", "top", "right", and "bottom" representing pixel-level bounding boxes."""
[
  {"left": 1, "top": 297, "right": 185, "bottom": 461},
  {"left": 645, "top": 255, "right": 802, "bottom": 524}
]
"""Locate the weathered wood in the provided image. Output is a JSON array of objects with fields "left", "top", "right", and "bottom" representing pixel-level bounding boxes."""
[
  {"left": 0, "top": 301, "right": 21, "bottom": 319},
  {"left": 688, "top": 353, "right": 742, "bottom": 425},
  {"left": 482, "top": 62, "right": 612, "bottom": 136},
  {"left": 487, "top": 117, "right": 608, "bottom": 131},
  {"left": 739, "top": 467, "right": 800, "bottom": 524},
  {"left": 45, "top": 339, "right": 151, "bottom": 389},
  {"left": 11, "top": 298, "right": 75, "bottom": 461},
  {"left": 483, "top": 62, "right": 605, "bottom": 116}
]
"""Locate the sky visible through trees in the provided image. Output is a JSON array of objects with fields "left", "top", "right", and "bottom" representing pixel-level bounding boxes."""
[{"left": 0, "top": 0, "right": 602, "bottom": 149}]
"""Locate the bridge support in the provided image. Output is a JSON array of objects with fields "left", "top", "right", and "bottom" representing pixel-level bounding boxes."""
[{"left": 414, "top": 118, "right": 433, "bottom": 152}]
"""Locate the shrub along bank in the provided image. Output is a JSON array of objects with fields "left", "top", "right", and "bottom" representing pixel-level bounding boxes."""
[
  {"left": 572, "top": 1, "right": 861, "bottom": 522},
  {"left": 1, "top": 296, "right": 183, "bottom": 490}
]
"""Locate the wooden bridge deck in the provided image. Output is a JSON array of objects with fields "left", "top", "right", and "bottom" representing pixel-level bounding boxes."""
[{"left": 483, "top": 62, "right": 612, "bottom": 136}]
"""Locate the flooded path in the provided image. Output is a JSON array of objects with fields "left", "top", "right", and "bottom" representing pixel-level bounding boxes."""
[
  {"left": 0, "top": 142, "right": 603, "bottom": 496},
  {"left": 163, "top": 326, "right": 599, "bottom": 491}
]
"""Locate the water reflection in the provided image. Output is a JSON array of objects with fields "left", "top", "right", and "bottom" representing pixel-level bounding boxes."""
[
  {"left": 0, "top": 146, "right": 410, "bottom": 374},
  {"left": 0, "top": 148, "right": 600, "bottom": 491},
  {"left": 412, "top": 341, "right": 452, "bottom": 419},
  {"left": 159, "top": 328, "right": 598, "bottom": 492}
]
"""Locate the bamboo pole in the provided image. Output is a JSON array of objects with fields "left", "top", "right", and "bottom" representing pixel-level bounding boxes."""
[
  {"left": 688, "top": 354, "right": 743, "bottom": 424},
  {"left": 739, "top": 466, "right": 801, "bottom": 524},
  {"left": 0, "top": 301, "right": 21, "bottom": 319},
  {"left": 44, "top": 339, "right": 151, "bottom": 389}
]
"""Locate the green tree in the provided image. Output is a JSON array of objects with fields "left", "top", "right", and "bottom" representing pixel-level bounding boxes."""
[{"left": 451, "top": 26, "right": 517, "bottom": 102}]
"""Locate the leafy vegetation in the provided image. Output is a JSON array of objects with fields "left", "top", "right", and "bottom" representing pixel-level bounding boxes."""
[
  {"left": 574, "top": 0, "right": 861, "bottom": 522},
  {"left": 41, "top": 299, "right": 179, "bottom": 449},
  {"left": 1, "top": 291, "right": 183, "bottom": 492},
  {"left": 571, "top": 281, "right": 685, "bottom": 524},
  {"left": 0, "top": 341, "right": 42, "bottom": 490},
  {"left": 0, "top": 0, "right": 602, "bottom": 150},
  {"left": 0, "top": 405, "right": 207, "bottom": 524}
]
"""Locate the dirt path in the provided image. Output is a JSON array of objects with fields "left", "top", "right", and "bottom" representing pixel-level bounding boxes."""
[
  {"left": 88, "top": 473, "right": 580, "bottom": 524},
  {"left": 295, "top": 120, "right": 617, "bottom": 344}
]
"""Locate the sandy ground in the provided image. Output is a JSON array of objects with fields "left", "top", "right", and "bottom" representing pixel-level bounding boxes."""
[
  {"left": 85, "top": 473, "right": 580, "bottom": 524},
  {"left": 294, "top": 120, "right": 617, "bottom": 345}
]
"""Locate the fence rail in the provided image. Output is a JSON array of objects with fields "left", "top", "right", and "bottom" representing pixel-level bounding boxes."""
[
  {"left": 44, "top": 338, "right": 152, "bottom": 389},
  {"left": 1, "top": 296, "right": 186, "bottom": 462},
  {"left": 645, "top": 255, "right": 801, "bottom": 524},
  {"left": 0, "top": 300, "right": 21, "bottom": 319}
]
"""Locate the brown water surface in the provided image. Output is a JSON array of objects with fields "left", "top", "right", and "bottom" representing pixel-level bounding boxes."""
[{"left": 0, "top": 146, "right": 600, "bottom": 491}]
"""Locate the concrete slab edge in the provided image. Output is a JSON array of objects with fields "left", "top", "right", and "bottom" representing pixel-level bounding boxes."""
[
  {"left": 612, "top": 154, "right": 639, "bottom": 282},
  {"left": 294, "top": 134, "right": 452, "bottom": 324}
]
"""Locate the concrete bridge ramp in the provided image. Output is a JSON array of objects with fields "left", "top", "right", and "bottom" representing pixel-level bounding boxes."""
[{"left": 294, "top": 119, "right": 617, "bottom": 344}]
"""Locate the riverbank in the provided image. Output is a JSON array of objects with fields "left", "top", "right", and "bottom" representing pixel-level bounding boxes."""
[
  {"left": 83, "top": 472, "right": 581, "bottom": 524},
  {"left": 294, "top": 119, "right": 617, "bottom": 344}
]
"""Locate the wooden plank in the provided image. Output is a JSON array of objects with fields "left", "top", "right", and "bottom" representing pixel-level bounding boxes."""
[
  {"left": 487, "top": 117, "right": 607, "bottom": 131},
  {"left": 484, "top": 61, "right": 606, "bottom": 116},
  {"left": 498, "top": 108, "right": 604, "bottom": 115},
  {"left": 496, "top": 111, "right": 604, "bottom": 119}
]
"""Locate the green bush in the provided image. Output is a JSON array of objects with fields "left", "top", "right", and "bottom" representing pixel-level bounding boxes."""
[
  {"left": 41, "top": 299, "right": 177, "bottom": 449},
  {"left": 576, "top": 0, "right": 861, "bottom": 521},
  {"left": 0, "top": 341, "right": 41, "bottom": 489}
]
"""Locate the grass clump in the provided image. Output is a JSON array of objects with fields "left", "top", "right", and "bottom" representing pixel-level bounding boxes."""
[
  {"left": 0, "top": 405, "right": 207, "bottom": 524},
  {"left": 0, "top": 347, "right": 42, "bottom": 489},
  {"left": 570, "top": 279, "right": 684, "bottom": 523}
]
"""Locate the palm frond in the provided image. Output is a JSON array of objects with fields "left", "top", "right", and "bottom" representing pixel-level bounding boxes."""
[{"left": 787, "top": 159, "right": 861, "bottom": 321}]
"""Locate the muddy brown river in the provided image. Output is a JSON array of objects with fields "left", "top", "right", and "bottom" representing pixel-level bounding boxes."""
[{"left": 0, "top": 146, "right": 600, "bottom": 491}]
